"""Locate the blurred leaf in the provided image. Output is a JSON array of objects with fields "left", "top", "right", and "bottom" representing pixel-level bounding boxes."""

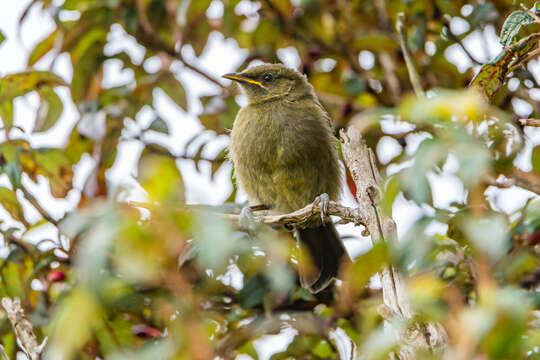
[
  {"left": 381, "top": 176, "right": 400, "bottom": 216},
  {"left": 20, "top": 148, "right": 74, "bottom": 198},
  {"left": 0, "top": 187, "right": 24, "bottom": 223},
  {"left": 35, "top": 86, "right": 63, "bottom": 132},
  {"left": 237, "top": 274, "right": 266, "bottom": 308},
  {"left": 532, "top": 145, "right": 540, "bottom": 174},
  {"left": 45, "top": 288, "right": 103, "bottom": 359},
  {"left": 0, "top": 100, "right": 13, "bottom": 129},
  {"left": 463, "top": 214, "right": 510, "bottom": 260},
  {"left": 1, "top": 261, "right": 25, "bottom": 298},
  {"left": 138, "top": 153, "right": 184, "bottom": 203},
  {"left": 194, "top": 211, "right": 245, "bottom": 273},
  {"left": 0, "top": 30, "right": 5, "bottom": 46},
  {"left": 468, "top": 3, "right": 496, "bottom": 28},
  {"left": 27, "top": 29, "right": 58, "bottom": 67},
  {"left": 0, "top": 71, "right": 66, "bottom": 104},
  {"left": 65, "top": 129, "right": 94, "bottom": 164},
  {"left": 470, "top": 36, "right": 537, "bottom": 99},
  {"left": 344, "top": 242, "right": 388, "bottom": 292}
]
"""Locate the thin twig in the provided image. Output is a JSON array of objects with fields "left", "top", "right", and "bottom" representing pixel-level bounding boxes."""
[
  {"left": 396, "top": 13, "right": 426, "bottom": 98},
  {"left": 1, "top": 298, "right": 42, "bottom": 360},
  {"left": 442, "top": 15, "right": 483, "bottom": 65},
  {"left": 136, "top": 29, "right": 225, "bottom": 89},
  {"left": 20, "top": 185, "right": 58, "bottom": 225},
  {"left": 519, "top": 118, "right": 540, "bottom": 127}
]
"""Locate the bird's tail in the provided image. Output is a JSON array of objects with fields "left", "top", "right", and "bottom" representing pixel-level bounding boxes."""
[{"left": 296, "top": 222, "right": 349, "bottom": 293}]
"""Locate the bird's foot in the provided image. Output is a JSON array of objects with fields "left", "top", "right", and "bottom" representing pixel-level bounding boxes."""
[
  {"left": 239, "top": 204, "right": 266, "bottom": 235},
  {"left": 312, "top": 193, "right": 330, "bottom": 224}
]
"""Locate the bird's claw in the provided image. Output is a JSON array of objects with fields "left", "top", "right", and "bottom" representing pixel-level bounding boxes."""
[
  {"left": 313, "top": 193, "right": 330, "bottom": 223},
  {"left": 239, "top": 205, "right": 260, "bottom": 235}
]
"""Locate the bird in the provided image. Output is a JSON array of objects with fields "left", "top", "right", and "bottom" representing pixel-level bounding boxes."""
[{"left": 223, "top": 63, "right": 349, "bottom": 293}]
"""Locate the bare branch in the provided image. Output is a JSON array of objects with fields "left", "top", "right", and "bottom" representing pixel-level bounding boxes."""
[
  {"left": 222, "top": 200, "right": 367, "bottom": 229},
  {"left": 136, "top": 29, "right": 226, "bottom": 90},
  {"left": 519, "top": 118, "right": 540, "bottom": 127},
  {"left": 1, "top": 298, "right": 42, "bottom": 360},
  {"left": 442, "top": 15, "right": 483, "bottom": 66},
  {"left": 340, "top": 126, "right": 447, "bottom": 358},
  {"left": 20, "top": 184, "right": 58, "bottom": 226},
  {"left": 396, "top": 13, "right": 426, "bottom": 98}
]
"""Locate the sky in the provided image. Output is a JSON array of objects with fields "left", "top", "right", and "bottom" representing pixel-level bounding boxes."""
[{"left": 0, "top": 1, "right": 540, "bottom": 359}]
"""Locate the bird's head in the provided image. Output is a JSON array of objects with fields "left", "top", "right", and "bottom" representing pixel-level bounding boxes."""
[{"left": 222, "top": 63, "right": 314, "bottom": 104}]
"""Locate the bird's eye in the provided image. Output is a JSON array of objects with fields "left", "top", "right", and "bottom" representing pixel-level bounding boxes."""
[{"left": 263, "top": 74, "right": 273, "bottom": 81}]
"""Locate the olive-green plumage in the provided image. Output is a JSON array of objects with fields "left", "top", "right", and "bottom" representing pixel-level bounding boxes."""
[{"left": 225, "top": 63, "right": 348, "bottom": 293}]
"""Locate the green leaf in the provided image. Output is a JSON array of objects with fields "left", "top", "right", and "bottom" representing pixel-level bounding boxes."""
[
  {"left": 27, "top": 29, "right": 58, "bottom": 67},
  {"left": 138, "top": 153, "right": 184, "bottom": 202},
  {"left": 65, "top": 129, "right": 94, "bottom": 164},
  {"left": 19, "top": 148, "right": 74, "bottom": 198},
  {"left": 0, "top": 100, "right": 13, "bottom": 130},
  {"left": 0, "top": 30, "right": 5, "bottom": 46},
  {"left": 35, "top": 86, "right": 63, "bottom": 133},
  {"left": 1, "top": 262, "right": 25, "bottom": 298},
  {"left": 470, "top": 37, "right": 538, "bottom": 99},
  {"left": 237, "top": 342, "right": 259, "bottom": 359},
  {"left": 46, "top": 287, "right": 103, "bottom": 359},
  {"left": 2, "top": 157, "right": 22, "bottom": 188},
  {"left": 532, "top": 146, "right": 540, "bottom": 174},
  {"left": 381, "top": 176, "right": 400, "bottom": 216},
  {"left": 0, "top": 71, "right": 66, "bottom": 105},
  {"left": 237, "top": 275, "right": 266, "bottom": 308},
  {"left": 500, "top": 10, "right": 534, "bottom": 47},
  {"left": 311, "top": 339, "right": 336, "bottom": 359},
  {"left": 344, "top": 242, "right": 388, "bottom": 291},
  {"left": 0, "top": 187, "right": 25, "bottom": 223}
]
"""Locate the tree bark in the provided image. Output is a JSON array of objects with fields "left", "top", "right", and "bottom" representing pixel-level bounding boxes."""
[{"left": 340, "top": 126, "right": 447, "bottom": 358}]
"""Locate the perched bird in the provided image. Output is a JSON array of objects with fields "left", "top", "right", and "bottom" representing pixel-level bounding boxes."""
[{"left": 223, "top": 63, "right": 349, "bottom": 293}]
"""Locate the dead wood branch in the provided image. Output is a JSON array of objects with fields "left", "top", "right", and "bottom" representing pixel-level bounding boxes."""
[{"left": 340, "top": 126, "right": 447, "bottom": 359}]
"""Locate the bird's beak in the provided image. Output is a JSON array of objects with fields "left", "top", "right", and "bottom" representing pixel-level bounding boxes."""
[{"left": 222, "top": 73, "right": 263, "bottom": 87}]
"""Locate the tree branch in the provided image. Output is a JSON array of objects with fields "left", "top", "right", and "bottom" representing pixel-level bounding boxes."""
[
  {"left": 222, "top": 200, "right": 367, "bottom": 230},
  {"left": 340, "top": 126, "right": 447, "bottom": 358},
  {"left": 20, "top": 184, "right": 59, "bottom": 226},
  {"left": 136, "top": 29, "right": 226, "bottom": 90},
  {"left": 519, "top": 118, "right": 540, "bottom": 127},
  {"left": 1, "top": 298, "right": 43, "bottom": 360},
  {"left": 442, "top": 15, "right": 483, "bottom": 66},
  {"left": 396, "top": 13, "right": 426, "bottom": 98}
]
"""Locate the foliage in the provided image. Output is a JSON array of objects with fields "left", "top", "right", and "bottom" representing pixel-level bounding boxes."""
[{"left": 0, "top": 0, "right": 540, "bottom": 359}]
